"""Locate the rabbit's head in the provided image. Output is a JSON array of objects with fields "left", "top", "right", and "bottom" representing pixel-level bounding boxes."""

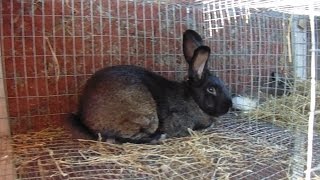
[
  {"left": 269, "top": 72, "right": 293, "bottom": 96},
  {"left": 183, "top": 30, "right": 232, "bottom": 117}
]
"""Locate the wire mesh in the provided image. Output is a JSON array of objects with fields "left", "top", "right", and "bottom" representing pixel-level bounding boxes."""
[
  {"left": 9, "top": 114, "right": 295, "bottom": 180},
  {"left": 203, "top": 3, "right": 293, "bottom": 100},
  {"left": 198, "top": 0, "right": 320, "bottom": 16},
  {"left": 0, "top": 0, "right": 320, "bottom": 179},
  {"left": 200, "top": 0, "right": 320, "bottom": 179},
  {"left": 0, "top": 0, "right": 202, "bottom": 134}
]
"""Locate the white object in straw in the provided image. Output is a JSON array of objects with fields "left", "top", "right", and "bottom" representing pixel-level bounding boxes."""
[{"left": 232, "top": 96, "right": 258, "bottom": 111}]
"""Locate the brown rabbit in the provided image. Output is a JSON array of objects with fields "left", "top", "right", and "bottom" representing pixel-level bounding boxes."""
[{"left": 72, "top": 30, "right": 232, "bottom": 143}]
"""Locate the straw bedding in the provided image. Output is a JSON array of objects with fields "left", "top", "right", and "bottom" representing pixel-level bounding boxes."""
[
  {"left": 11, "top": 123, "right": 291, "bottom": 179},
  {"left": 10, "top": 81, "right": 320, "bottom": 179},
  {"left": 246, "top": 80, "right": 320, "bottom": 133}
]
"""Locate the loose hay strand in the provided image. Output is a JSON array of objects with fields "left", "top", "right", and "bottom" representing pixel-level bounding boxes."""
[
  {"left": 12, "top": 127, "right": 290, "bottom": 179},
  {"left": 48, "top": 149, "right": 68, "bottom": 177},
  {"left": 246, "top": 80, "right": 320, "bottom": 132},
  {"left": 45, "top": 36, "right": 60, "bottom": 82}
]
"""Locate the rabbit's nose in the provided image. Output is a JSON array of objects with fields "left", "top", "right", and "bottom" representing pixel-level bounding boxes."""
[
  {"left": 223, "top": 99, "right": 233, "bottom": 111},
  {"left": 216, "top": 99, "right": 232, "bottom": 116},
  {"left": 227, "top": 99, "right": 233, "bottom": 108}
]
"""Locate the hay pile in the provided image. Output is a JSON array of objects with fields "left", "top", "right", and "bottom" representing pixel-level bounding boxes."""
[
  {"left": 11, "top": 127, "right": 290, "bottom": 179},
  {"left": 246, "top": 80, "right": 320, "bottom": 132}
]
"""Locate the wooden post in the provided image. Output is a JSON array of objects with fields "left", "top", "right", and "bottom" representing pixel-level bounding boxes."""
[{"left": 0, "top": 48, "right": 16, "bottom": 180}]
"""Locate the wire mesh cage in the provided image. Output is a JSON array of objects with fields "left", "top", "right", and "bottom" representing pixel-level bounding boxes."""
[{"left": 0, "top": 0, "right": 319, "bottom": 179}]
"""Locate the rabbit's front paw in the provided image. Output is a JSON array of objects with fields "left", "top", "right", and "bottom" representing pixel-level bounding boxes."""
[{"left": 150, "top": 133, "right": 167, "bottom": 144}]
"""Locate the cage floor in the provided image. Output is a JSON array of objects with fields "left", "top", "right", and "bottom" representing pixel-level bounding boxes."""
[{"left": 4, "top": 113, "right": 320, "bottom": 180}]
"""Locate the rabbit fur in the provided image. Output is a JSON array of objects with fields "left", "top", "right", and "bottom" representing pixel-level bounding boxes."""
[
  {"left": 72, "top": 30, "right": 232, "bottom": 143},
  {"left": 268, "top": 72, "right": 293, "bottom": 96}
]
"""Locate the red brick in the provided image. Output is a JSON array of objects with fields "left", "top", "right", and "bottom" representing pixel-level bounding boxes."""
[
  {"left": 37, "top": 77, "right": 48, "bottom": 96},
  {"left": 57, "top": 76, "right": 67, "bottom": 95},
  {"left": 16, "top": 78, "right": 27, "bottom": 97},
  {"left": 58, "top": 95, "right": 70, "bottom": 113},
  {"left": 66, "top": 76, "right": 76, "bottom": 94},
  {"left": 18, "top": 97, "right": 29, "bottom": 116},
  {"left": 28, "top": 97, "right": 39, "bottom": 115},
  {"left": 7, "top": 98, "right": 18, "bottom": 117},
  {"left": 48, "top": 96, "right": 60, "bottom": 114},
  {"left": 5, "top": 79, "right": 17, "bottom": 97},
  {"left": 67, "top": 95, "right": 78, "bottom": 112},
  {"left": 47, "top": 77, "right": 58, "bottom": 95},
  {"left": 38, "top": 97, "right": 49, "bottom": 115},
  {"left": 27, "top": 78, "right": 37, "bottom": 96},
  {"left": 4, "top": 58, "right": 14, "bottom": 78}
]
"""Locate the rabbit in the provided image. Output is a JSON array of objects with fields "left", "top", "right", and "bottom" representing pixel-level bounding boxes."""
[
  {"left": 268, "top": 72, "right": 293, "bottom": 97},
  {"left": 72, "top": 29, "right": 232, "bottom": 144}
]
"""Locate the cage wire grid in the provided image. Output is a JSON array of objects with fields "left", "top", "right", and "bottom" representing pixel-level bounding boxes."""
[
  {"left": 0, "top": 0, "right": 319, "bottom": 179},
  {"left": 202, "top": 0, "right": 320, "bottom": 179},
  {"left": 0, "top": 0, "right": 202, "bottom": 133}
]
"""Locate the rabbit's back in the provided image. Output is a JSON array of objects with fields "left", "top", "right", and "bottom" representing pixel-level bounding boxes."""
[
  {"left": 79, "top": 65, "right": 159, "bottom": 141},
  {"left": 74, "top": 29, "right": 233, "bottom": 143}
]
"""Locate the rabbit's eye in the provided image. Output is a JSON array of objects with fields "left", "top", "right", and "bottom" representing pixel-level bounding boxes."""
[{"left": 207, "top": 87, "right": 216, "bottom": 95}]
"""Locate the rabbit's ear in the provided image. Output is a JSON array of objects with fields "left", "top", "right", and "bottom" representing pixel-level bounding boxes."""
[
  {"left": 189, "top": 46, "right": 210, "bottom": 79},
  {"left": 183, "top": 30, "right": 203, "bottom": 63}
]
